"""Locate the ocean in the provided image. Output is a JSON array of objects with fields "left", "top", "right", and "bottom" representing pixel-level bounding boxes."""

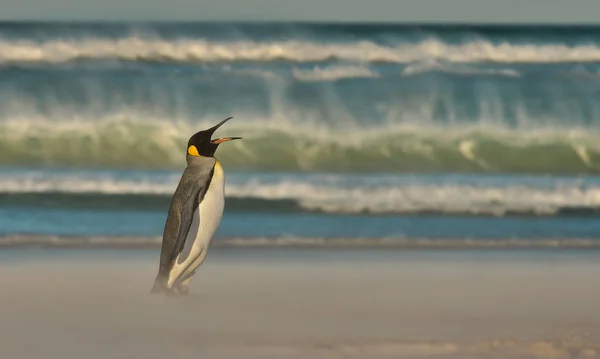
[{"left": 2, "top": 22, "right": 600, "bottom": 249}]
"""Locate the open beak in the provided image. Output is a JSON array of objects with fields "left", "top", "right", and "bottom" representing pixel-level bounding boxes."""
[
  {"left": 207, "top": 117, "right": 242, "bottom": 144},
  {"left": 212, "top": 137, "right": 242, "bottom": 144}
]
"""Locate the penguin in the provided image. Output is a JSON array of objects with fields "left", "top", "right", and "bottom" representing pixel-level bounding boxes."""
[{"left": 151, "top": 116, "right": 241, "bottom": 296}]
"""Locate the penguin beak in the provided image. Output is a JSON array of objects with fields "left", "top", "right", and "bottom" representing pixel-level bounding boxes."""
[
  {"left": 207, "top": 117, "right": 242, "bottom": 144},
  {"left": 207, "top": 117, "right": 233, "bottom": 133},
  {"left": 212, "top": 137, "right": 242, "bottom": 144}
]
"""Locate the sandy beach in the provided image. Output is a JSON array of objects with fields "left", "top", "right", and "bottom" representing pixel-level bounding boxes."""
[{"left": 0, "top": 249, "right": 598, "bottom": 359}]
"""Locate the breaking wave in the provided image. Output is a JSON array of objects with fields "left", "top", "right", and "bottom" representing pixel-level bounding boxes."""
[
  {"left": 3, "top": 36, "right": 600, "bottom": 65},
  {"left": 3, "top": 23, "right": 600, "bottom": 175},
  {"left": 1, "top": 118, "right": 600, "bottom": 173},
  {"left": 2, "top": 170, "right": 600, "bottom": 216}
]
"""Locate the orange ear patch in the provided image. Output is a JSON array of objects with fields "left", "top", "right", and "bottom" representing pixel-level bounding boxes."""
[{"left": 187, "top": 145, "right": 200, "bottom": 156}]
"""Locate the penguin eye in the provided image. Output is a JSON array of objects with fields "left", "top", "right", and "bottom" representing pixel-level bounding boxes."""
[{"left": 187, "top": 145, "right": 200, "bottom": 156}]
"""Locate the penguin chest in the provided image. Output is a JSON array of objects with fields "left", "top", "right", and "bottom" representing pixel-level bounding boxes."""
[{"left": 178, "top": 163, "right": 225, "bottom": 268}]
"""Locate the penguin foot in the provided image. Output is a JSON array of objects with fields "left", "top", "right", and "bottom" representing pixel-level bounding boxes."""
[
  {"left": 164, "top": 288, "right": 180, "bottom": 298},
  {"left": 177, "top": 286, "right": 190, "bottom": 296},
  {"left": 176, "top": 270, "right": 195, "bottom": 296}
]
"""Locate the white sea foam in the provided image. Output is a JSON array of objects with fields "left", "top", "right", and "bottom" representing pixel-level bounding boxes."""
[
  {"left": 225, "top": 177, "right": 600, "bottom": 215},
  {"left": 402, "top": 60, "right": 522, "bottom": 77},
  {"left": 291, "top": 65, "right": 379, "bottom": 81},
  {"left": 2, "top": 36, "right": 600, "bottom": 64},
  {"left": 2, "top": 171, "right": 600, "bottom": 216}
]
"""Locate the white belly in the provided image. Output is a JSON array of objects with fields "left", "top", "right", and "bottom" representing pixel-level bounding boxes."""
[{"left": 167, "top": 162, "right": 225, "bottom": 287}]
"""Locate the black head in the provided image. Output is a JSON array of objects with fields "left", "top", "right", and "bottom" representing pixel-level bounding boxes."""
[{"left": 187, "top": 117, "right": 242, "bottom": 158}]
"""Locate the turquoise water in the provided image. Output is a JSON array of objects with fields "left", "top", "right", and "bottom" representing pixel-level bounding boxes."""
[
  {"left": 2, "top": 168, "right": 600, "bottom": 248},
  {"left": 2, "top": 22, "right": 600, "bottom": 249}
]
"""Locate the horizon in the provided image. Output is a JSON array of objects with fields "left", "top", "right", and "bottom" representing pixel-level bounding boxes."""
[
  {"left": 1, "top": 20, "right": 600, "bottom": 26},
  {"left": 2, "top": 0, "right": 600, "bottom": 24}
]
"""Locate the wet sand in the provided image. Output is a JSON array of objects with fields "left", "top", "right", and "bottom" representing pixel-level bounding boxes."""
[{"left": 1, "top": 249, "right": 599, "bottom": 359}]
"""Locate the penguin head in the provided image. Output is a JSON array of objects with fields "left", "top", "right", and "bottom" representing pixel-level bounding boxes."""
[{"left": 186, "top": 117, "right": 242, "bottom": 159}]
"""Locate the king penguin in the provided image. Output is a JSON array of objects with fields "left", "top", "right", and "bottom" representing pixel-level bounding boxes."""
[{"left": 151, "top": 116, "right": 241, "bottom": 296}]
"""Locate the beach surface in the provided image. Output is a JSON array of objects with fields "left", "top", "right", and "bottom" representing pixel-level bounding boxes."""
[{"left": 1, "top": 249, "right": 599, "bottom": 359}]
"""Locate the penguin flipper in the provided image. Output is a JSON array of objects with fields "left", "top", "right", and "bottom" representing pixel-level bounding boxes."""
[
  {"left": 171, "top": 185, "right": 203, "bottom": 259},
  {"left": 157, "top": 166, "right": 214, "bottom": 284}
]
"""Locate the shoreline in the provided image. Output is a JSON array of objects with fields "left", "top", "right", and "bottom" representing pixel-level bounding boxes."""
[{"left": 5, "top": 234, "right": 600, "bottom": 251}]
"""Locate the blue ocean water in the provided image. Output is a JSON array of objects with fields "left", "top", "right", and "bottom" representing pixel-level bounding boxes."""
[{"left": 2, "top": 22, "right": 600, "bottom": 249}]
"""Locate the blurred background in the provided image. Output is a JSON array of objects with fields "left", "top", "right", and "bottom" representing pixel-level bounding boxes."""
[{"left": 2, "top": 0, "right": 600, "bottom": 249}]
